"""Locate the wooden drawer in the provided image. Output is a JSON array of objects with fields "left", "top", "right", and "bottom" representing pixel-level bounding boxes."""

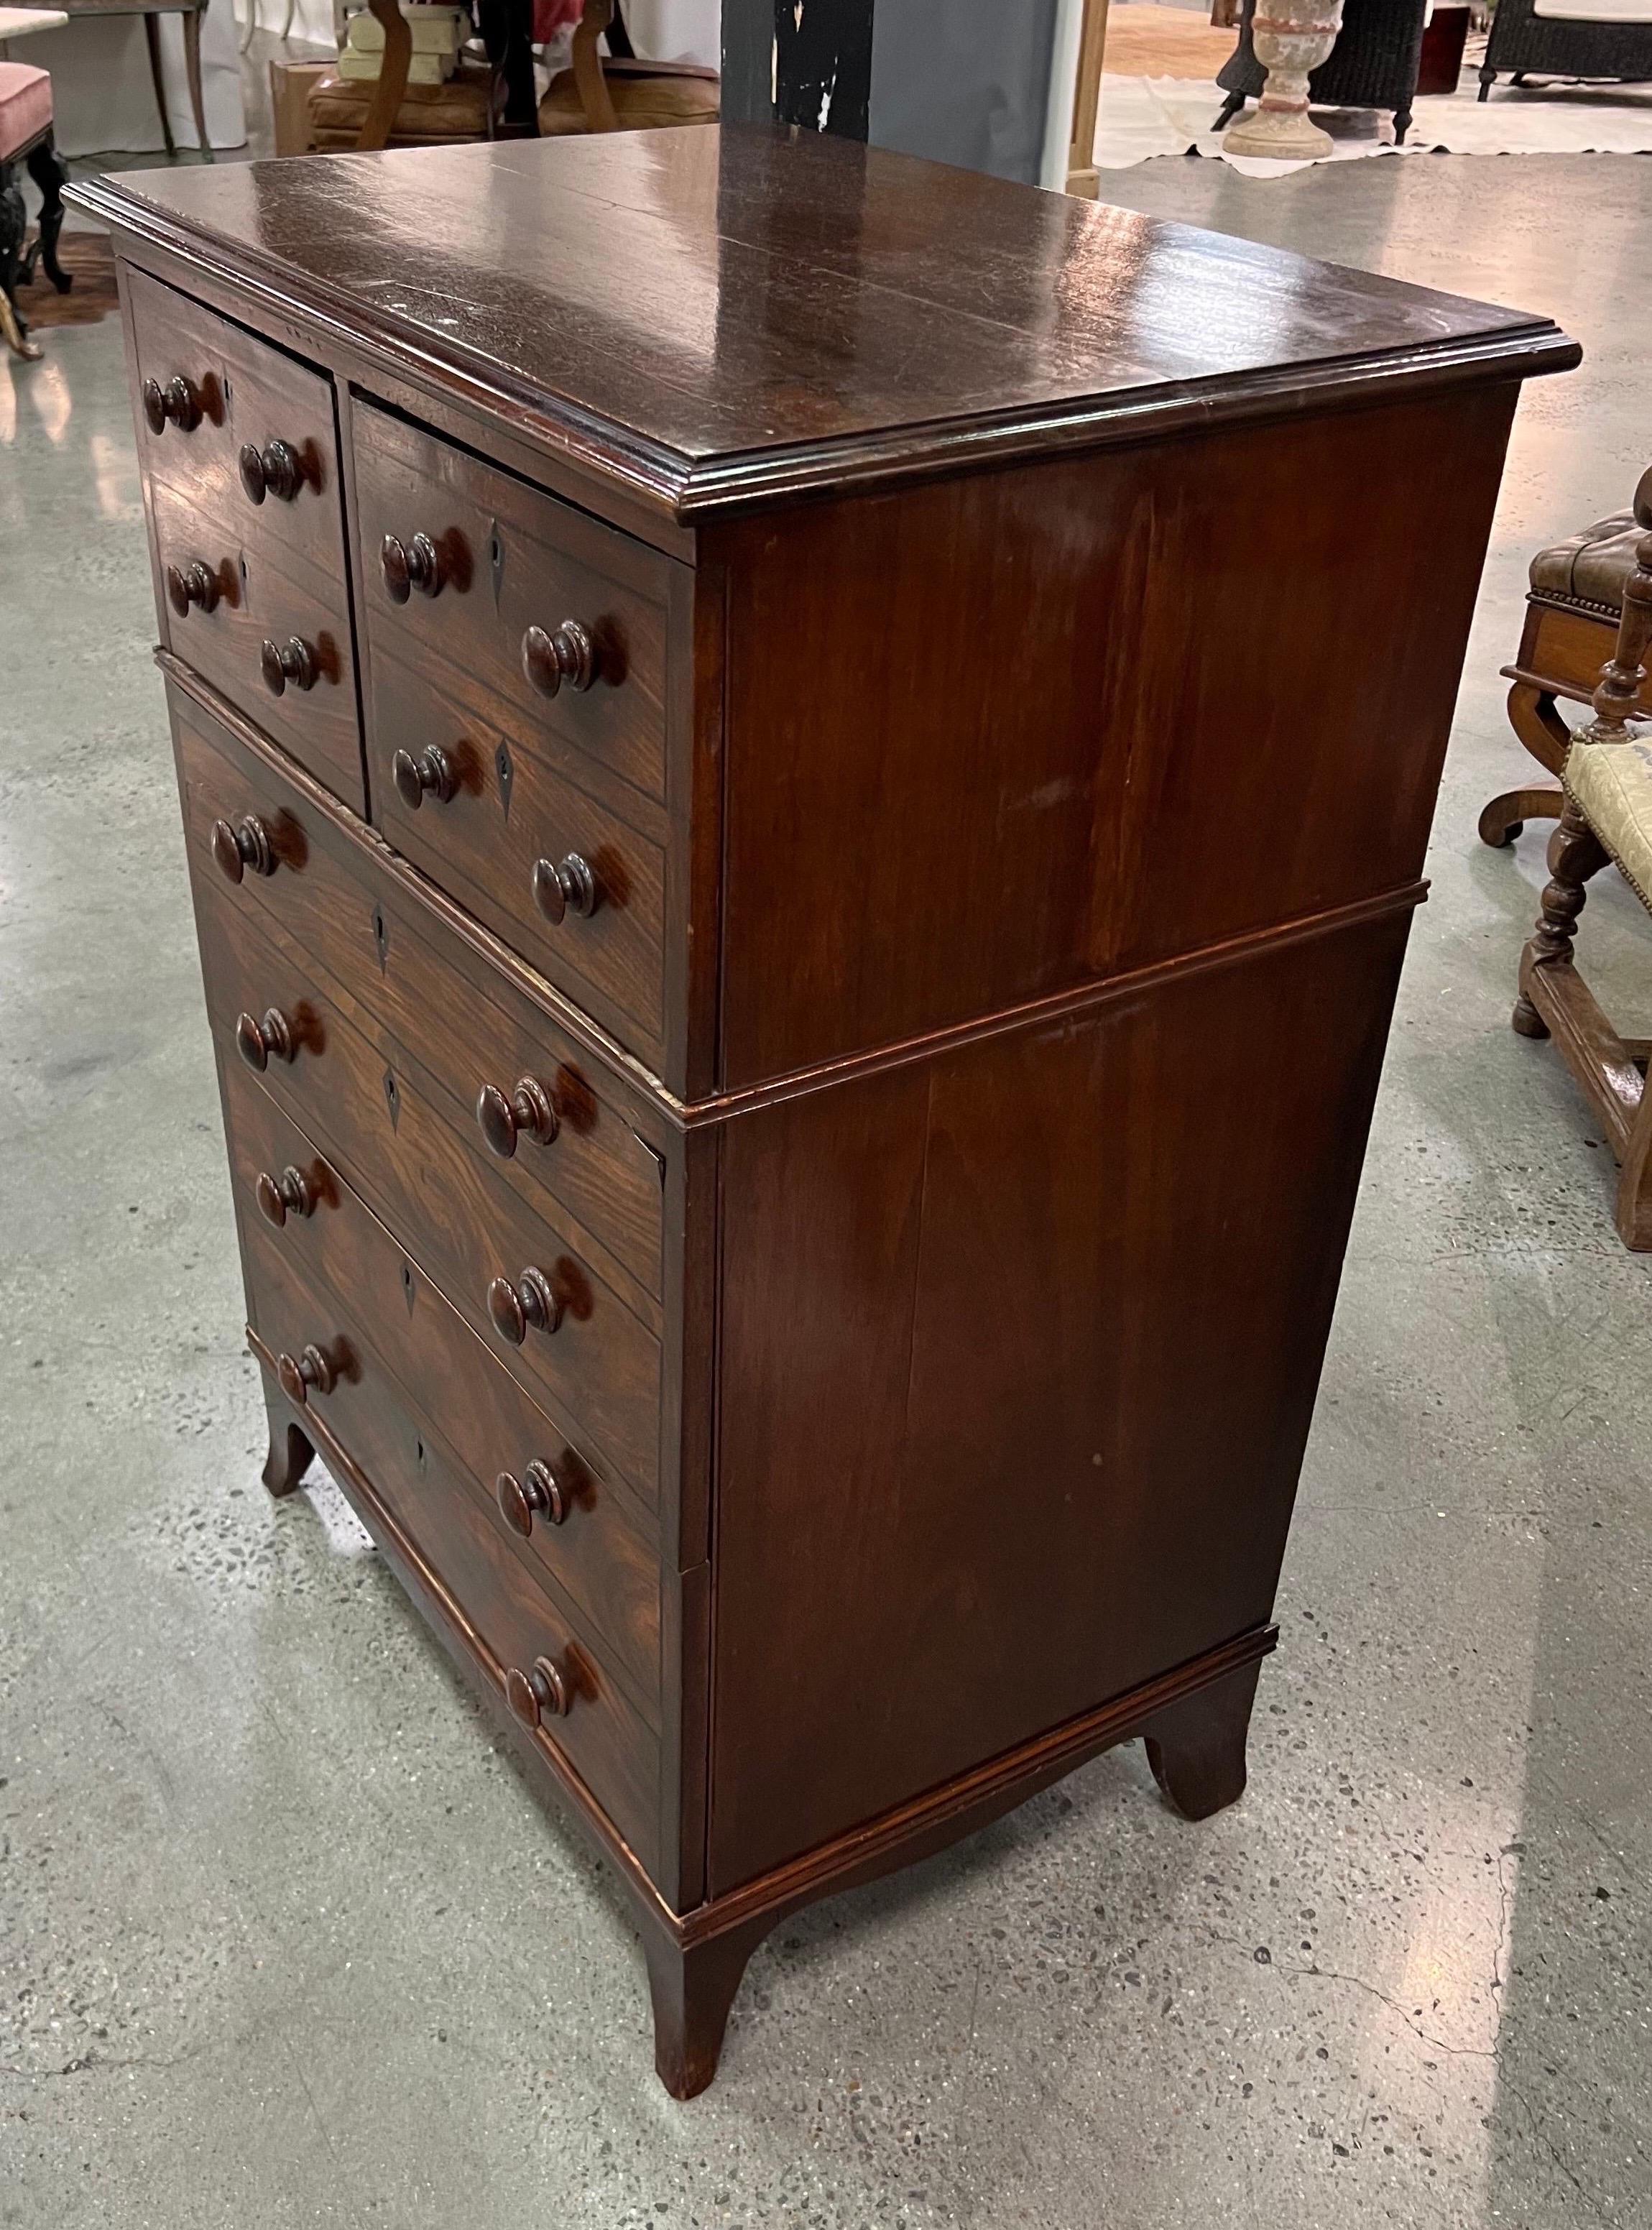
[
  {"left": 170, "top": 691, "right": 666, "bottom": 1302},
  {"left": 351, "top": 398, "right": 671, "bottom": 809},
  {"left": 127, "top": 266, "right": 350, "bottom": 588},
  {"left": 197, "top": 875, "right": 663, "bottom": 1506},
  {"left": 154, "top": 477, "right": 363, "bottom": 813},
  {"left": 370, "top": 660, "right": 668, "bottom": 1066},
  {"left": 226, "top": 1069, "right": 663, "bottom": 1726},
  {"left": 245, "top": 1224, "right": 661, "bottom": 1873}
]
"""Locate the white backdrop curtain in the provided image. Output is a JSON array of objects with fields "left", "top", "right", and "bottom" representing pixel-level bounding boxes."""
[{"left": 26, "top": 1, "right": 246, "bottom": 157}]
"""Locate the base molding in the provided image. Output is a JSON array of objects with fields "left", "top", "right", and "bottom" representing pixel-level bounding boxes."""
[{"left": 252, "top": 1332, "right": 1276, "bottom": 2092}]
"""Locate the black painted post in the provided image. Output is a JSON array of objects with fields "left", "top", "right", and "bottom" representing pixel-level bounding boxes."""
[
  {"left": 774, "top": 0, "right": 875, "bottom": 136},
  {"left": 722, "top": 0, "right": 877, "bottom": 137}
]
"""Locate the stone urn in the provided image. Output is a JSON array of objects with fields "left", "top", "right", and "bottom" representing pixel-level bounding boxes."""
[{"left": 1223, "top": 0, "right": 1348, "bottom": 158}]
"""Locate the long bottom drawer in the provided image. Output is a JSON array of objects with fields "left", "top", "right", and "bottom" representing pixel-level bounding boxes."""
[{"left": 240, "top": 1178, "right": 663, "bottom": 1879}]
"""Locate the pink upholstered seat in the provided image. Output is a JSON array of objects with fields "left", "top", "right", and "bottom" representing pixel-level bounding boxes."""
[{"left": 0, "top": 62, "right": 52, "bottom": 161}]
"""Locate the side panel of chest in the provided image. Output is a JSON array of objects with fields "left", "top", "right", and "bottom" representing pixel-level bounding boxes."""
[
  {"left": 707, "top": 900, "right": 1412, "bottom": 1891},
  {"left": 710, "top": 384, "right": 1516, "bottom": 1087}
]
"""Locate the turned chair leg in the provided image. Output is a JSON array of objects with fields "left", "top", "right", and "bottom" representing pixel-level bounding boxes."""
[
  {"left": 261, "top": 1374, "right": 316, "bottom": 1498},
  {"left": 23, "top": 135, "right": 70, "bottom": 294},
  {"left": 1511, "top": 798, "right": 1610, "bottom": 1039},
  {"left": 1140, "top": 1656, "right": 1262, "bottom": 1822},
  {"left": 1212, "top": 91, "right": 1246, "bottom": 132},
  {"left": 640, "top": 1913, "right": 772, "bottom": 2100}
]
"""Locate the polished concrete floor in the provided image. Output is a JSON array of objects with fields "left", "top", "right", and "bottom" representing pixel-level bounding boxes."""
[{"left": 3, "top": 150, "right": 1651, "bottom": 2229}]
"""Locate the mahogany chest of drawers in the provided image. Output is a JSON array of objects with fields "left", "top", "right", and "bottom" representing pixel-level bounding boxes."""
[{"left": 76, "top": 126, "right": 1576, "bottom": 2096}]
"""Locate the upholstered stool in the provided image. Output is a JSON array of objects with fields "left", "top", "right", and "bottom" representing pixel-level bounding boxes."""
[
  {"left": 306, "top": 58, "right": 492, "bottom": 150},
  {"left": 0, "top": 56, "right": 69, "bottom": 360},
  {"left": 1480, "top": 465, "right": 1652, "bottom": 849},
  {"left": 1510, "top": 482, "right": 1652, "bottom": 1248}
]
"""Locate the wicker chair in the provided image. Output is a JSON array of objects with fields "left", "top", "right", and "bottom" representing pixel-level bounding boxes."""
[
  {"left": 1480, "top": 0, "right": 1652, "bottom": 99},
  {"left": 1215, "top": 0, "right": 1429, "bottom": 141}
]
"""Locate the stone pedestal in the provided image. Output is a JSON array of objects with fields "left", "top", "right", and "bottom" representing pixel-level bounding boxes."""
[{"left": 1223, "top": 0, "right": 1346, "bottom": 158}]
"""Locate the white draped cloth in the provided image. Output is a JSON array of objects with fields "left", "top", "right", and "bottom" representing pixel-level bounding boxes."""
[{"left": 23, "top": 0, "right": 246, "bottom": 157}]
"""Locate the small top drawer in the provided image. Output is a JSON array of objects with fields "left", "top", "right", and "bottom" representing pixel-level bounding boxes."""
[
  {"left": 127, "top": 266, "right": 350, "bottom": 598},
  {"left": 351, "top": 400, "right": 673, "bottom": 808},
  {"left": 127, "top": 267, "right": 362, "bottom": 810}
]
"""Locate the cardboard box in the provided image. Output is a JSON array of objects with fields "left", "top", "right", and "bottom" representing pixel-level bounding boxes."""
[{"left": 269, "top": 58, "right": 335, "bottom": 157}]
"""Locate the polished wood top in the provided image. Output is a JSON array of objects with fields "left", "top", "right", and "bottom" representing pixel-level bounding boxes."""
[{"left": 75, "top": 124, "right": 1579, "bottom": 520}]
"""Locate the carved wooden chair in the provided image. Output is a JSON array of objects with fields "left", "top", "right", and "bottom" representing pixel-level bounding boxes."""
[
  {"left": 308, "top": 0, "right": 714, "bottom": 154},
  {"left": 1510, "top": 477, "right": 1652, "bottom": 1248},
  {"left": 1480, "top": 466, "right": 1652, "bottom": 850},
  {"left": 0, "top": 56, "right": 68, "bottom": 360},
  {"left": 537, "top": 0, "right": 716, "bottom": 134},
  {"left": 308, "top": 0, "right": 540, "bottom": 151}
]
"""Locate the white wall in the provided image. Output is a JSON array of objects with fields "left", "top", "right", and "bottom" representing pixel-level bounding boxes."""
[{"left": 624, "top": 0, "right": 719, "bottom": 64}]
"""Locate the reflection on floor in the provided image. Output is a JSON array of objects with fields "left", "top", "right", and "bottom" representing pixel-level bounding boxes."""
[{"left": 1, "top": 147, "right": 1649, "bottom": 2230}]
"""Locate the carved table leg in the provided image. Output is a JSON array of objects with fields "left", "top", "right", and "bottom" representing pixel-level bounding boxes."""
[
  {"left": 143, "top": 14, "right": 177, "bottom": 160},
  {"left": 1140, "top": 1656, "right": 1262, "bottom": 1820},
  {"left": 261, "top": 1376, "right": 316, "bottom": 1498},
  {"left": 183, "top": 4, "right": 214, "bottom": 161},
  {"left": 1511, "top": 798, "right": 1609, "bottom": 1040},
  {"left": 641, "top": 1912, "right": 772, "bottom": 2100}
]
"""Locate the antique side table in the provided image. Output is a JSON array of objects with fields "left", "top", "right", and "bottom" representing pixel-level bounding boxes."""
[{"left": 73, "top": 128, "right": 1577, "bottom": 2095}]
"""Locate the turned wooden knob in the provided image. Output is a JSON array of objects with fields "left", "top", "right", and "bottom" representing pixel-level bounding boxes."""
[
  {"left": 380, "top": 531, "right": 442, "bottom": 603},
  {"left": 504, "top": 1654, "right": 572, "bottom": 1726},
  {"left": 521, "top": 619, "right": 596, "bottom": 699},
  {"left": 142, "top": 372, "right": 202, "bottom": 435},
  {"left": 210, "top": 814, "right": 274, "bottom": 884},
  {"left": 475, "top": 1076, "right": 558, "bottom": 1158},
  {"left": 486, "top": 1266, "right": 563, "bottom": 1346},
  {"left": 260, "top": 637, "right": 318, "bottom": 697},
  {"left": 391, "top": 745, "right": 456, "bottom": 811},
  {"left": 531, "top": 852, "right": 599, "bottom": 924},
  {"left": 496, "top": 1458, "right": 569, "bottom": 1536},
  {"left": 165, "top": 560, "right": 219, "bottom": 617},
  {"left": 255, "top": 1164, "right": 315, "bottom": 1227},
  {"left": 276, "top": 1342, "right": 335, "bottom": 1405},
  {"left": 235, "top": 1005, "right": 295, "bottom": 1072},
  {"left": 239, "top": 438, "right": 303, "bottom": 505}
]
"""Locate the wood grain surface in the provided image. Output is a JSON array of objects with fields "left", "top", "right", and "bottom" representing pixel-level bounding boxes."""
[{"left": 73, "top": 127, "right": 1578, "bottom": 520}]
